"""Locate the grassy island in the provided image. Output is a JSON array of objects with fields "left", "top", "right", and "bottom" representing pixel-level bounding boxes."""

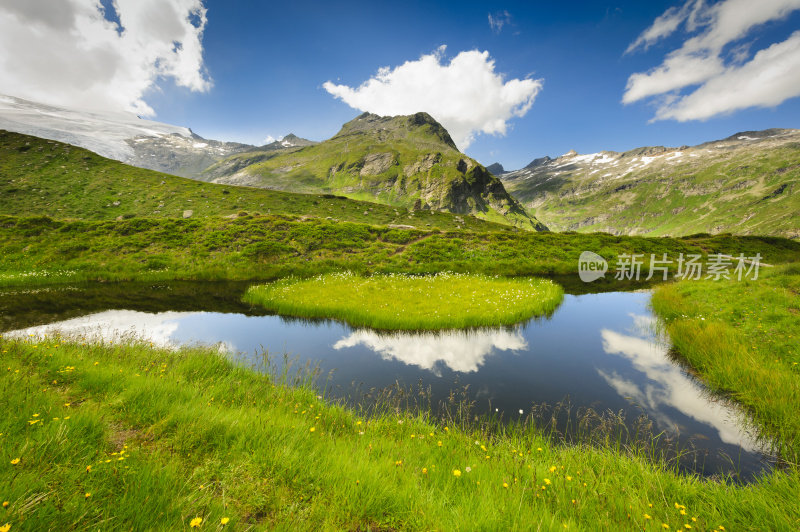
[{"left": 243, "top": 272, "right": 564, "bottom": 330}]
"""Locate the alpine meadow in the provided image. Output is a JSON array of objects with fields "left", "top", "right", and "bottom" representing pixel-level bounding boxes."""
[{"left": 1, "top": 1, "right": 799, "bottom": 531}]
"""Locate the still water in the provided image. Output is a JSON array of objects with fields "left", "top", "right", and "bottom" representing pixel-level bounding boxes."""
[{"left": 0, "top": 281, "right": 771, "bottom": 480}]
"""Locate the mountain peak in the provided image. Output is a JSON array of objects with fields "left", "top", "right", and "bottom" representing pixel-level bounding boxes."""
[
  {"left": 486, "top": 162, "right": 505, "bottom": 175},
  {"left": 335, "top": 111, "right": 458, "bottom": 151},
  {"left": 208, "top": 111, "right": 544, "bottom": 230}
]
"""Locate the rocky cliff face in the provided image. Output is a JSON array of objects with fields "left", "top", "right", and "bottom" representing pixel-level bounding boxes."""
[
  {"left": 207, "top": 112, "right": 545, "bottom": 230},
  {"left": 500, "top": 128, "right": 800, "bottom": 238}
]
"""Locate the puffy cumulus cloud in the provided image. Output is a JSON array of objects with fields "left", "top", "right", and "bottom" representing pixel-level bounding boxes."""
[
  {"left": 623, "top": 0, "right": 800, "bottom": 121},
  {"left": 323, "top": 46, "right": 542, "bottom": 149},
  {"left": 0, "top": 0, "right": 211, "bottom": 117}
]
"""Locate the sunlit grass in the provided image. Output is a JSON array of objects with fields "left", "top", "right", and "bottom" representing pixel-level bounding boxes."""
[
  {"left": 651, "top": 263, "right": 800, "bottom": 465},
  {"left": 1, "top": 336, "right": 798, "bottom": 530},
  {"left": 244, "top": 272, "right": 564, "bottom": 329}
]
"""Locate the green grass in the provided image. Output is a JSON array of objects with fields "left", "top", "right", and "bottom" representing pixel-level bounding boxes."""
[
  {"left": 1, "top": 336, "right": 799, "bottom": 530},
  {"left": 2, "top": 214, "right": 799, "bottom": 289},
  {"left": 0, "top": 129, "right": 512, "bottom": 233},
  {"left": 651, "top": 263, "right": 800, "bottom": 466},
  {"left": 244, "top": 273, "right": 564, "bottom": 330}
]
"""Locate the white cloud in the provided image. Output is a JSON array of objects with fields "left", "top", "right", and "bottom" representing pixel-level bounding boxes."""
[
  {"left": 0, "top": 0, "right": 211, "bottom": 117},
  {"left": 623, "top": 0, "right": 800, "bottom": 121},
  {"left": 624, "top": 0, "right": 707, "bottom": 54},
  {"left": 488, "top": 10, "right": 512, "bottom": 34},
  {"left": 322, "top": 46, "right": 542, "bottom": 149}
]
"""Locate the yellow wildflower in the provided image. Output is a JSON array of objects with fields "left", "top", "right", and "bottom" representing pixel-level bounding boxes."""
[
  {"left": 549, "top": 466, "right": 557, "bottom": 473},
  {"left": 437, "top": 441, "right": 442, "bottom": 447},
  {"left": 220, "top": 517, "right": 229, "bottom": 526},
  {"left": 544, "top": 478, "right": 551, "bottom": 485},
  {"left": 644, "top": 514, "right": 652, "bottom": 520},
  {"left": 0, "top": 523, "right": 9, "bottom": 532},
  {"left": 452, "top": 469, "right": 461, "bottom": 477},
  {"left": 309, "top": 427, "right": 315, "bottom": 433},
  {"left": 1, "top": 502, "right": 7, "bottom": 508},
  {"left": 503, "top": 482, "right": 509, "bottom": 488},
  {"left": 422, "top": 467, "right": 428, "bottom": 474},
  {"left": 190, "top": 517, "right": 202, "bottom": 528},
  {"left": 84, "top": 493, "right": 91, "bottom": 499},
  {"left": 10, "top": 459, "right": 19, "bottom": 465},
  {"left": 86, "top": 466, "right": 91, "bottom": 472}
]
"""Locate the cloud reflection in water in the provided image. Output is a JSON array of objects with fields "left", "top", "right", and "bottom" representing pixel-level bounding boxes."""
[
  {"left": 333, "top": 328, "right": 527, "bottom": 375},
  {"left": 599, "top": 316, "right": 759, "bottom": 451}
]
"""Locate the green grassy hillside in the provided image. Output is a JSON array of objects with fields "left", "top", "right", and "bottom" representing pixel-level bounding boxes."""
[
  {"left": 502, "top": 129, "right": 800, "bottom": 238},
  {"left": 1, "top": 214, "right": 798, "bottom": 288},
  {"left": 204, "top": 112, "right": 545, "bottom": 230},
  {"left": 0, "top": 129, "right": 514, "bottom": 233}
]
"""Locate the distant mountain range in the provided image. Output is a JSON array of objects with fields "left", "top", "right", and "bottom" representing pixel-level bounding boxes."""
[
  {"left": 494, "top": 129, "right": 800, "bottom": 238},
  {"left": 0, "top": 96, "right": 542, "bottom": 230},
  {"left": 204, "top": 112, "right": 544, "bottom": 230},
  {"left": 2, "top": 93, "right": 796, "bottom": 237}
]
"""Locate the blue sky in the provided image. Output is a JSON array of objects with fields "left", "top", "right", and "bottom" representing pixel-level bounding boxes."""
[{"left": 2, "top": 0, "right": 800, "bottom": 170}]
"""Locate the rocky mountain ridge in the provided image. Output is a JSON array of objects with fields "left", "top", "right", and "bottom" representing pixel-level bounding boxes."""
[{"left": 499, "top": 128, "right": 800, "bottom": 237}]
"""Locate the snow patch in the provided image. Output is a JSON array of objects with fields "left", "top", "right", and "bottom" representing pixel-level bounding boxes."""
[
  {"left": 737, "top": 135, "right": 756, "bottom": 141},
  {"left": 192, "top": 142, "right": 208, "bottom": 148},
  {"left": 571, "top": 153, "right": 601, "bottom": 164},
  {"left": 0, "top": 93, "right": 191, "bottom": 162},
  {"left": 593, "top": 154, "right": 616, "bottom": 165}
]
